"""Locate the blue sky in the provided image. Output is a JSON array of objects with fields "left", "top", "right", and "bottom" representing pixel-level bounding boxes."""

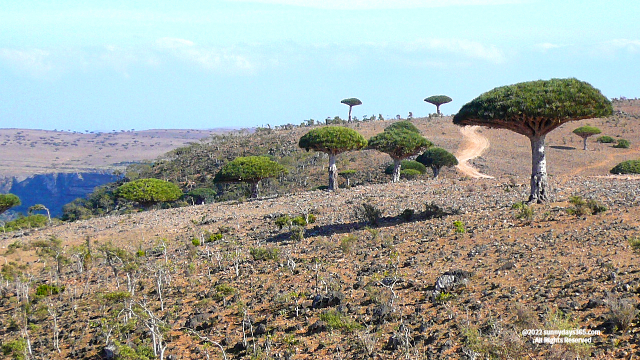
[{"left": 1, "top": 0, "right": 638, "bottom": 131}]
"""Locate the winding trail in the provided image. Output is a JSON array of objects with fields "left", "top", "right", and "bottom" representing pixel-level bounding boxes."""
[{"left": 455, "top": 126, "right": 494, "bottom": 179}]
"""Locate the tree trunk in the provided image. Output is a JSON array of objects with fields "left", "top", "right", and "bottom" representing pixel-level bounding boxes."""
[
  {"left": 436, "top": 104, "right": 441, "bottom": 116},
  {"left": 528, "top": 135, "right": 549, "bottom": 203},
  {"left": 392, "top": 159, "right": 401, "bottom": 183},
  {"left": 432, "top": 166, "right": 440, "bottom": 178},
  {"left": 582, "top": 136, "right": 588, "bottom": 151},
  {"left": 348, "top": 106, "right": 353, "bottom": 122},
  {"left": 250, "top": 182, "right": 259, "bottom": 199},
  {"left": 328, "top": 154, "right": 337, "bottom": 191}
]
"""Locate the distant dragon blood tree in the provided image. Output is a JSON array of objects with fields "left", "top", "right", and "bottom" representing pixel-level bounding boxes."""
[
  {"left": 116, "top": 178, "right": 183, "bottom": 208},
  {"left": 416, "top": 147, "right": 458, "bottom": 178},
  {"left": 299, "top": 126, "right": 367, "bottom": 191},
  {"left": 572, "top": 125, "right": 602, "bottom": 150},
  {"left": 368, "top": 122, "right": 432, "bottom": 183},
  {"left": 214, "top": 156, "right": 287, "bottom": 198},
  {"left": 424, "top": 95, "right": 452, "bottom": 115},
  {"left": 453, "top": 78, "right": 612, "bottom": 203},
  {"left": 341, "top": 98, "right": 362, "bottom": 122}
]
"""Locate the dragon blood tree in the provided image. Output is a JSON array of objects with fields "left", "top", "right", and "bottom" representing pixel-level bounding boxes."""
[
  {"left": 453, "top": 78, "right": 612, "bottom": 203},
  {"left": 299, "top": 126, "right": 367, "bottom": 191},
  {"left": 424, "top": 95, "right": 452, "bottom": 116}
]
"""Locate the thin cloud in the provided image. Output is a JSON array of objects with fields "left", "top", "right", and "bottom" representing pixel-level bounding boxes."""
[
  {"left": 0, "top": 48, "right": 55, "bottom": 77},
  {"left": 156, "top": 37, "right": 257, "bottom": 74},
  {"left": 606, "top": 39, "right": 640, "bottom": 53},
  {"left": 407, "top": 39, "right": 506, "bottom": 64},
  {"left": 224, "top": 0, "right": 527, "bottom": 10}
]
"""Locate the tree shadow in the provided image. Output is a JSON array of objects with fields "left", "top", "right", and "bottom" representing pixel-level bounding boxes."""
[
  {"left": 264, "top": 204, "right": 458, "bottom": 243},
  {"left": 550, "top": 146, "right": 576, "bottom": 150}
]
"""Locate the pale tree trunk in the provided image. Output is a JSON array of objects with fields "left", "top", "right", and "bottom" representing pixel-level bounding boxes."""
[
  {"left": 582, "top": 136, "right": 588, "bottom": 150},
  {"left": 250, "top": 182, "right": 259, "bottom": 199},
  {"left": 348, "top": 106, "right": 353, "bottom": 122},
  {"left": 328, "top": 153, "right": 338, "bottom": 191},
  {"left": 392, "top": 159, "right": 401, "bottom": 183},
  {"left": 528, "top": 135, "right": 549, "bottom": 203},
  {"left": 436, "top": 104, "right": 441, "bottom": 116}
]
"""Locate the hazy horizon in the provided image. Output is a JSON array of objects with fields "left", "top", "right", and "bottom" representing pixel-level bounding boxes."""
[{"left": 1, "top": 0, "right": 639, "bottom": 132}]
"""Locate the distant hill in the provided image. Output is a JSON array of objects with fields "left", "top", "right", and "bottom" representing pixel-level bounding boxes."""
[{"left": 0, "top": 128, "right": 234, "bottom": 177}]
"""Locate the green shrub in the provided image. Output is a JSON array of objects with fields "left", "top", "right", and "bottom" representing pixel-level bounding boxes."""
[
  {"left": 35, "top": 284, "right": 64, "bottom": 297},
  {"left": 290, "top": 226, "right": 305, "bottom": 242},
  {"left": 597, "top": 135, "right": 615, "bottom": 143},
  {"left": 250, "top": 246, "right": 280, "bottom": 261},
  {"left": 453, "top": 220, "right": 466, "bottom": 233},
  {"left": 4, "top": 215, "right": 48, "bottom": 232},
  {"left": 214, "top": 283, "right": 236, "bottom": 299},
  {"left": 512, "top": 201, "right": 534, "bottom": 220},
  {"left": 355, "top": 203, "right": 382, "bottom": 226},
  {"left": 628, "top": 237, "right": 640, "bottom": 252},
  {"left": 384, "top": 160, "right": 427, "bottom": 175},
  {"left": 613, "top": 139, "right": 630, "bottom": 148},
  {"left": 1, "top": 338, "right": 27, "bottom": 360},
  {"left": 567, "top": 196, "right": 606, "bottom": 216},
  {"left": 103, "top": 291, "right": 132, "bottom": 303},
  {"left": 610, "top": 160, "right": 640, "bottom": 174},
  {"left": 400, "top": 169, "right": 422, "bottom": 180},
  {"left": 339, "top": 234, "right": 358, "bottom": 254},
  {"left": 191, "top": 238, "right": 201, "bottom": 246},
  {"left": 319, "top": 310, "right": 362, "bottom": 332}
]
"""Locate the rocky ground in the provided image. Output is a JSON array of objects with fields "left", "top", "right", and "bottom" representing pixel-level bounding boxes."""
[
  {"left": 0, "top": 99, "right": 638, "bottom": 359},
  {"left": 0, "top": 174, "right": 639, "bottom": 359}
]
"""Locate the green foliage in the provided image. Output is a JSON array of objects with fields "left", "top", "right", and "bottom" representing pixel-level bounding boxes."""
[
  {"left": 424, "top": 95, "right": 452, "bottom": 106},
  {"left": 613, "top": 139, "right": 630, "bottom": 148},
  {"left": 610, "top": 160, "right": 640, "bottom": 174},
  {"left": 250, "top": 246, "right": 280, "bottom": 261},
  {"left": 214, "top": 156, "right": 287, "bottom": 184},
  {"left": 340, "top": 98, "right": 362, "bottom": 107},
  {"left": 453, "top": 78, "right": 613, "bottom": 136},
  {"left": 355, "top": 203, "right": 382, "bottom": 226},
  {"left": 0, "top": 193, "right": 20, "bottom": 215},
  {"left": 61, "top": 182, "right": 122, "bottom": 221},
  {"left": 434, "top": 291, "right": 454, "bottom": 303},
  {"left": 512, "top": 202, "right": 534, "bottom": 220},
  {"left": 338, "top": 169, "right": 357, "bottom": 178},
  {"left": 416, "top": 147, "right": 458, "bottom": 177},
  {"left": 35, "top": 284, "right": 64, "bottom": 297},
  {"left": 214, "top": 283, "right": 236, "bottom": 299},
  {"left": 3, "top": 214, "right": 48, "bottom": 232},
  {"left": 116, "top": 178, "right": 183, "bottom": 207},
  {"left": 1, "top": 338, "right": 27, "bottom": 360},
  {"left": 191, "top": 237, "right": 201, "bottom": 246},
  {"left": 319, "top": 310, "right": 362, "bottom": 332},
  {"left": 567, "top": 196, "right": 607, "bottom": 216},
  {"left": 597, "top": 135, "right": 615, "bottom": 143},
  {"left": 339, "top": 234, "right": 358, "bottom": 254},
  {"left": 103, "top": 291, "right": 132, "bottom": 303},
  {"left": 275, "top": 215, "right": 292, "bottom": 230},
  {"left": 368, "top": 128, "right": 432, "bottom": 161},
  {"left": 186, "top": 188, "right": 217, "bottom": 204},
  {"left": 384, "top": 160, "right": 427, "bottom": 175},
  {"left": 453, "top": 220, "right": 466, "bottom": 233},
  {"left": 298, "top": 126, "right": 367, "bottom": 155},
  {"left": 572, "top": 126, "right": 601, "bottom": 137},
  {"left": 628, "top": 237, "right": 640, "bottom": 252},
  {"left": 384, "top": 120, "right": 420, "bottom": 134},
  {"left": 400, "top": 169, "right": 421, "bottom": 179},
  {"left": 114, "top": 340, "right": 154, "bottom": 360}
]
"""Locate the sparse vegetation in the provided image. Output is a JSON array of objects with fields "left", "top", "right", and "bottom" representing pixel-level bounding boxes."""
[{"left": 613, "top": 139, "right": 630, "bottom": 148}]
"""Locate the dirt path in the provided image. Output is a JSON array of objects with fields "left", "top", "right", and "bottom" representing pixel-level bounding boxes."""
[{"left": 455, "top": 126, "right": 494, "bottom": 179}]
